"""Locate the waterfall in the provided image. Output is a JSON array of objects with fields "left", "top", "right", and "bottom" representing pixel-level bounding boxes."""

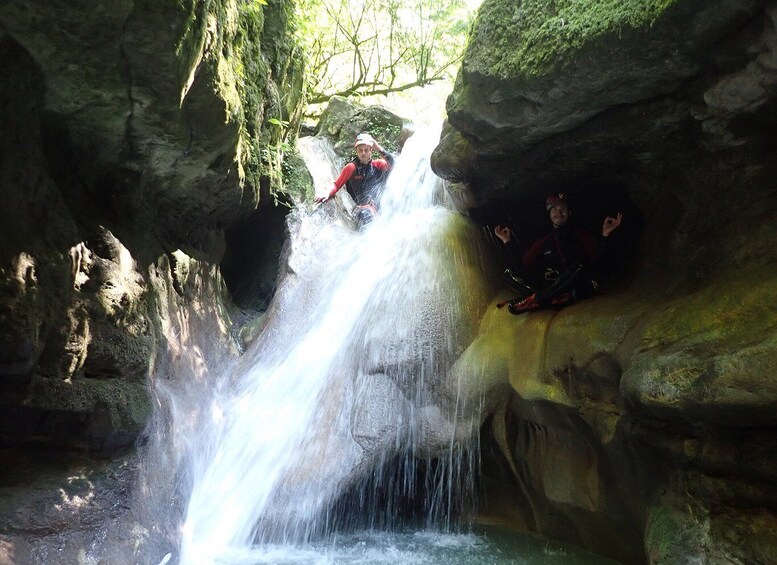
[{"left": 146, "top": 126, "right": 494, "bottom": 564}]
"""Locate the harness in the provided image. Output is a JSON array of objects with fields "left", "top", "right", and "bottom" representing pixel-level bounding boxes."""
[
  {"left": 345, "top": 158, "right": 386, "bottom": 206},
  {"left": 536, "top": 228, "right": 592, "bottom": 280}
]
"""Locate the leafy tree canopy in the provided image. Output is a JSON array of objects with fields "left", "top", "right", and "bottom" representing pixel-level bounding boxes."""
[{"left": 295, "top": 0, "right": 478, "bottom": 111}]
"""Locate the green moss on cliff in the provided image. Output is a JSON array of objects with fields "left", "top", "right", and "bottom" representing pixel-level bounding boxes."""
[
  {"left": 174, "top": 0, "right": 213, "bottom": 91},
  {"left": 233, "top": 1, "right": 272, "bottom": 196},
  {"left": 466, "top": 0, "right": 677, "bottom": 78},
  {"left": 281, "top": 148, "right": 314, "bottom": 202},
  {"left": 645, "top": 506, "right": 690, "bottom": 562},
  {"left": 174, "top": 0, "right": 305, "bottom": 205},
  {"left": 232, "top": 0, "right": 306, "bottom": 201}
]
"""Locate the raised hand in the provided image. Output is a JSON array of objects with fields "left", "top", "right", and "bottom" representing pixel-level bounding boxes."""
[
  {"left": 494, "top": 224, "right": 512, "bottom": 244},
  {"left": 602, "top": 213, "right": 623, "bottom": 237}
]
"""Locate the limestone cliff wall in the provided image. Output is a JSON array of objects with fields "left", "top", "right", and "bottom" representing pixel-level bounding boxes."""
[
  {"left": 434, "top": 0, "right": 777, "bottom": 563},
  {"left": 0, "top": 0, "right": 305, "bottom": 451}
]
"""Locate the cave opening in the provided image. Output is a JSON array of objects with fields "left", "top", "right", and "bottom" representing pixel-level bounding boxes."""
[
  {"left": 221, "top": 196, "right": 292, "bottom": 311},
  {"left": 474, "top": 179, "right": 645, "bottom": 293}
]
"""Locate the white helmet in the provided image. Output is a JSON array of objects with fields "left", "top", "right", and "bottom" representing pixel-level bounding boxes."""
[{"left": 354, "top": 133, "right": 375, "bottom": 147}]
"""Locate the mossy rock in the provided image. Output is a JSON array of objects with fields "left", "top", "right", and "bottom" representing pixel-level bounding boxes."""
[
  {"left": 644, "top": 504, "right": 708, "bottom": 564},
  {"left": 316, "top": 96, "right": 407, "bottom": 159},
  {"left": 621, "top": 267, "right": 777, "bottom": 426},
  {"left": 466, "top": 0, "right": 680, "bottom": 79},
  {"left": 281, "top": 147, "right": 314, "bottom": 203}
]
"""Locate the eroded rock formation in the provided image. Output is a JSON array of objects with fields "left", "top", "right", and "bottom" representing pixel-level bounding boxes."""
[
  {"left": 434, "top": 0, "right": 777, "bottom": 563},
  {"left": 0, "top": 0, "right": 303, "bottom": 448},
  {"left": 0, "top": 0, "right": 304, "bottom": 559}
]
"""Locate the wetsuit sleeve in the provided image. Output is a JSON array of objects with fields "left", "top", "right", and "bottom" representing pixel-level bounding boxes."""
[
  {"left": 522, "top": 235, "right": 549, "bottom": 271},
  {"left": 374, "top": 148, "right": 395, "bottom": 170},
  {"left": 501, "top": 238, "right": 524, "bottom": 273},
  {"left": 590, "top": 233, "right": 615, "bottom": 274},
  {"left": 371, "top": 156, "right": 393, "bottom": 172},
  {"left": 330, "top": 162, "right": 357, "bottom": 197},
  {"left": 574, "top": 229, "right": 601, "bottom": 263},
  {"left": 598, "top": 235, "right": 609, "bottom": 263}
]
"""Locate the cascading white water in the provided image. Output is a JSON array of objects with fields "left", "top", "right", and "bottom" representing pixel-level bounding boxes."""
[{"left": 164, "top": 126, "right": 494, "bottom": 564}]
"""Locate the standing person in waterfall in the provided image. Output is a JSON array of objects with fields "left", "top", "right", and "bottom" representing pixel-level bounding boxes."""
[
  {"left": 315, "top": 132, "right": 395, "bottom": 229},
  {"left": 493, "top": 192, "right": 623, "bottom": 314}
]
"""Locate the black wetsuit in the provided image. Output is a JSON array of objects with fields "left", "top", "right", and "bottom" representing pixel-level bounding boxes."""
[
  {"left": 331, "top": 152, "right": 395, "bottom": 228},
  {"left": 501, "top": 225, "right": 605, "bottom": 306}
]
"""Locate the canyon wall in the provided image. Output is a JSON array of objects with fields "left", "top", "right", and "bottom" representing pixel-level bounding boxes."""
[{"left": 433, "top": 0, "right": 777, "bottom": 563}]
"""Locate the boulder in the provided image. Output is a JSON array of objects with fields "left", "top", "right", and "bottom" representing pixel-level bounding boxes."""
[{"left": 316, "top": 95, "right": 410, "bottom": 159}]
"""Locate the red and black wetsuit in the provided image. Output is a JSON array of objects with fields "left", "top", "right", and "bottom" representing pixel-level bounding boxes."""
[
  {"left": 521, "top": 226, "right": 600, "bottom": 281},
  {"left": 502, "top": 225, "right": 606, "bottom": 304},
  {"left": 331, "top": 152, "right": 395, "bottom": 207}
]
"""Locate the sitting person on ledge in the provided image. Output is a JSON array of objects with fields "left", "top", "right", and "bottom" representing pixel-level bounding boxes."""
[{"left": 494, "top": 192, "right": 622, "bottom": 315}]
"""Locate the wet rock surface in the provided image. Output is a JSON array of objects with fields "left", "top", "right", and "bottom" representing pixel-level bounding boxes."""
[
  {"left": 436, "top": 0, "right": 777, "bottom": 562},
  {"left": 0, "top": 0, "right": 304, "bottom": 449},
  {"left": 0, "top": 449, "right": 136, "bottom": 564},
  {"left": 1, "top": 0, "right": 303, "bottom": 559}
]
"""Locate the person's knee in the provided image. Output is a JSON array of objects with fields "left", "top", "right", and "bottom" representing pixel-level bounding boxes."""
[
  {"left": 503, "top": 269, "right": 535, "bottom": 296},
  {"left": 355, "top": 208, "right": 375, "bottom": 229}
]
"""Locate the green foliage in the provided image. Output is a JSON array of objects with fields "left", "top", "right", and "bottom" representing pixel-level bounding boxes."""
[
  {"left": 466, "top": 0, "right": 678, "bottom": 78},
  {"left": 362, "top": 120, "right": 403, "bottom": 155},
  {"left": 281, "top": 148, "right": 315, "bottom": 203},
  {"left": 295, "top": 0, "right": 477, "bottom": 105}
]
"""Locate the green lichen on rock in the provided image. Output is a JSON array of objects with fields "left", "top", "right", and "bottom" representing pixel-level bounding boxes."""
[
  {"left": 281, "top": 148, "right": 314, "bottom": 203},
  {"left": 466, "top": 0, "right": 678, "bottom": 78},
  {"left": 618, "top": 267, "right": 777, "bottom": 426},
  {"left": 644, "top": 505, "right": 706, "bottom": 564},
  {"left": 174, "top": 0, "right": 305, "bottom": 203},
  {"left": 641, "top": 267, "right": 777, "bottom": 351}
]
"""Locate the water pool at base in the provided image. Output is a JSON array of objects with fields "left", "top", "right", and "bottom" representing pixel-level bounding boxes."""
[{"left": 206, "top": 526, "right": 622, "bottom": 565}]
